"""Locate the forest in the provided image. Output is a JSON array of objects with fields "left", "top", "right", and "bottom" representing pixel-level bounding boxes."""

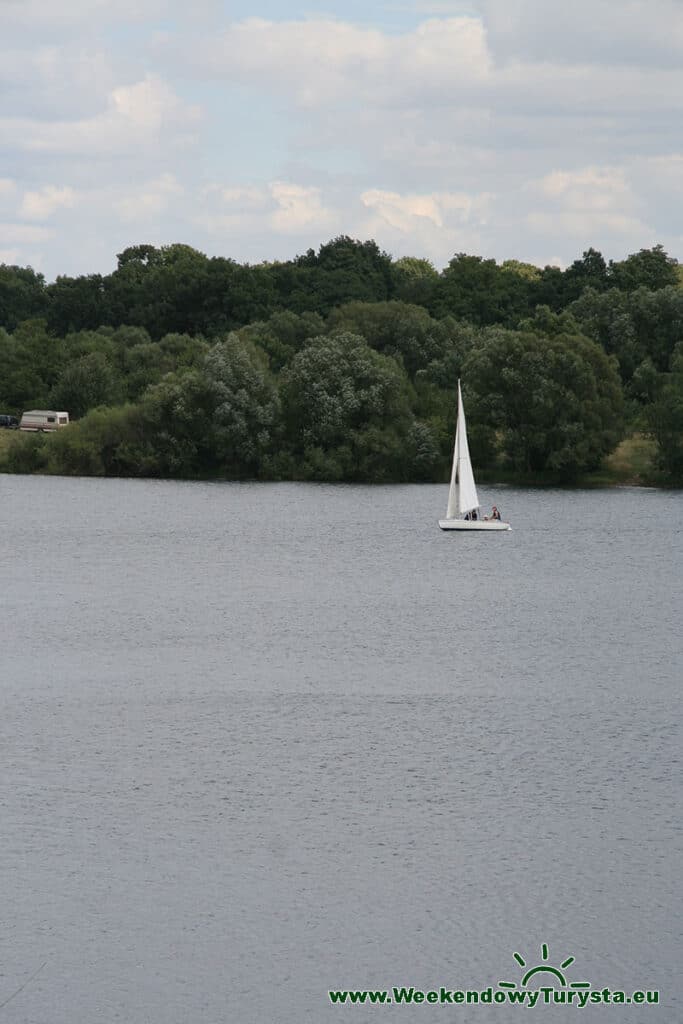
[{"left": 0, "top": 237, "right": 682, "bottom": 484}]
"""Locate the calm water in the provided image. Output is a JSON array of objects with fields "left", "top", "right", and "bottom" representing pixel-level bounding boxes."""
[{"left": 1, "top": 476, "right": 680, "bottom": 1022}]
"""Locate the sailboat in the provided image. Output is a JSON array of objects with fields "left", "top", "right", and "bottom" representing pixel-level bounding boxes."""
[{"left": 438, "top": 380, "right": 511, "bottom": 531}]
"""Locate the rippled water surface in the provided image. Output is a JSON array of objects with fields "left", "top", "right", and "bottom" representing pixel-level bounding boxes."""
[{"left": 1, "top": 476, "right": 681, "bottom": 1022}]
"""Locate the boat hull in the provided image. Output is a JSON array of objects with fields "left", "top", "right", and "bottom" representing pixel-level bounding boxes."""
[{"left": 438, "top": 519, "right": 511, "bottom": 531}]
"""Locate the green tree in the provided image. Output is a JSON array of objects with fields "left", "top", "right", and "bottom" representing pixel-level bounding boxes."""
[
  {"left": 501, "top": 259, "right": 541, "bottom": 282},
  {"left": 646, "top": 344, "right": 683, "bottom": 482},
  {"left": 608, "top": 245, "right": 679, "bottom": 292},
  {"left": 116, "top": 244, "right": 164, "bottom": 268},
  {"left": 109, "top": 245, "right": 212, "bottom": 338},
  {"left": 571, "top": 285, "right": 683, "bottom": 381},
  {"left": 239, "top": 311, "right": 324, "bottom": 371},
  {"left": 326, "top": 301, "right": 453, "bottom": 376},
  {"left": 46, "top": 274, "right": 106, "bottom": 335},
  {"left": 136, "top": 372, "right": 218, "bottom": 477},
  {"left": 50, "top": 351, "right": 124, "bottom": 418},
  {"left": 463, "top": 328, "right": 623, "bottom": 477},
  {"left": 531, "top": 250, "right": 608, "bottom": 310},
  {"left": 280, "top": 331, "right": 417, "bottom": 480},
  {"left": 392, "top": 256, "right": 439, "bottom": 306},
  {"left": 518, "top": 305, "right": 582, "bottom": 337},
  {"left": 629, "top": 357, "right": 659, "bottom": 405},
  {"left": 0, "top": 320, "right": 65, "bottom": 410},
  {"left": 203, "top": 334, "right": 280, "bottom": 476},
  {"left": 103, "top": 245, "right": 198, "bottom": 338},
  {"left": 431, "top": 254, "right": 533, "bottom": 326},
  {"left": 111, "top": 325, "right": 153, "bottom": 350},
  {"left": 158, "top": 332, "right": 208, "bottom": 369},
  {"left": 564, "top": 248, "right": 609, "bottom": 297},
  {"left": 0, "top": 264, "right": 46, "bottom": 330},
  {"left": 122, "top": 342, "right": 169, "bottom": 400},
  {"left": 62, "top": 328, "right": 118, "bottom": 364},
  {"left": 0, "top": 431, "right": 48, "bottom": 474},
  {"left": 44, "top": 405, "right": 141, "bottom": 476},
  {"left": 275, "top": 237, "right": 395, "bottom": 315},
  {"left": 627, "top": 286, "right": 683, "bottom": 372}
]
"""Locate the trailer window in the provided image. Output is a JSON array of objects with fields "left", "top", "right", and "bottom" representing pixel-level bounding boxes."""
[
  {"left": 47, "top": 417, "right": 55, "bottom": 423},
  {"left": 59, "top": 416, "right": 67, "bottom": 424}
]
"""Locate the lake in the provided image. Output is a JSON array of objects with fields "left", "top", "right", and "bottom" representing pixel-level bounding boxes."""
[{"left": 1, "top": 476, "right": 680, "bottom": 1022}]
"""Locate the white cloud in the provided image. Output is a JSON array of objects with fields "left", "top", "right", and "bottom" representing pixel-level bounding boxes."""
[
  {"left": 114, "top": 174, "right": 184, "bottom": 222},
  {"left": 619, "top": 154, "right": 683, "bottom": 244},
  {"left": 0, "top": 0, "right": 168, "bottom": 29},
  {"left": 192, "top": 181, "right": 495, "bottom": 266},
  {"left": 637, "top": 154, "right": 683, "bottom": 190},
  {"left": 0, "top": 223, "right": 54, "bottom": 243},
  {"left": 527, "top": 165, "right": 651, "bottom": 240},
  {"left": 20, "top": 185, "right": 77, "bottom": 220},
  {"left": 200, "top": 181, "right": 337, "bottom": 236},
  {"left": 476, "top": 0, "right": 683, "bottom": 68},
  {"left": 186, "top": 16, "right": 491, "bottom": 106},
  {"left": 167, "top": 13, "right": 683, "bottom": 122},
  {"left": 269, "top": 183, "right": 335, "bottom": 233},
  {"left": 363, "top": 190, "right": 446, "bottom": 230},
  {"left": 0, "top": 75, "right": 201, "bottom": 156},
  {"left": 358, "top": 187, "right": 495, "bottom": 265},
  {"left": 361, "top": 189, "right": 491, "bottom": 233},
  {"left": 156, "top": 10, "right": 683, "bottom": 245},
  {"left": 0, "top": 6, "right": 681, "bottom": 276},
  {"left": 208, "top": 186, "right": 270, "bottom": 210},
  {"left": 528, "top": 210, "right": 649, "bottom": 239},
  {"left": 539, "top": 168, "right": 632, "bottom": 210},
  {"left": 0, "top": 46, "right": 122, "bottom": 119},
  {"left": 409, "top": 1, "right": 474, "bottom": 11}
]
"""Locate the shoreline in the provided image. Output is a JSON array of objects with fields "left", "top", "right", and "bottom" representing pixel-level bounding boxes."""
[{"left": 0, "top": 432, "right": 675, "bottom": 489}]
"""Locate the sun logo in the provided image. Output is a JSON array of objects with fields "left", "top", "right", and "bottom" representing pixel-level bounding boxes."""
[{"left": 500, "top": 944, "right": 590, "bottom": 991}]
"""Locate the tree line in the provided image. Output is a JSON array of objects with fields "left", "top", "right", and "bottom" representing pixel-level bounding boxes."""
[{"left": 0, "top": 237, "right": 681, "bottom": 483}]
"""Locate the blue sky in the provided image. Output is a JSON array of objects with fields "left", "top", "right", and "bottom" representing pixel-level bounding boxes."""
[{"left": 1, "top": 0, "right": 682, "bottom": 280}]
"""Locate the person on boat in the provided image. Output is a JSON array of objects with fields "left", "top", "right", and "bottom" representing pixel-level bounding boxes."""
[
  {"left": 490, "top": 506, "right": 501, "bottom": 521},
  {"left": 471, "top": 509, "right": 478, "bottom": 520}
]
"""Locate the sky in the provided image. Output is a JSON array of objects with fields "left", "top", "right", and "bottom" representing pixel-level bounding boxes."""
[{"left": 1, "top": 0, "right": 682, "bottom": 280}]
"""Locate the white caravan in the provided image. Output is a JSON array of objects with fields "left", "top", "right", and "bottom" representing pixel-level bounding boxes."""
[{"left": 19, "top": 410, "right": 70, "bottom": 432}]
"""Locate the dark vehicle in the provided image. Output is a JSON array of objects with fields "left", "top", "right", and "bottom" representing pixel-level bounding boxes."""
[{"left": 0, "top": 414, "right": 19, "bottom": 429}]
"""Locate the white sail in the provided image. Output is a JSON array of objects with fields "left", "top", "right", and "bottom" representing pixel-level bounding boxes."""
[
  {"left": 445, "top": 380, "right": 479, "bottom": 518},
  {"left": 445, "top": 413, "right": 459, "bottom": 519},
  {"left": 455, "top": 381, "right": 479, "bottom": 514}
]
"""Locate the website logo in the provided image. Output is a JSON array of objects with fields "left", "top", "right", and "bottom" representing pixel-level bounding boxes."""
[
  {"left": 500, "top": 942, "right": 590, "bottom": 994},
  {"left": 328, "top": 940, "right": 660, "bottom": 1009}
]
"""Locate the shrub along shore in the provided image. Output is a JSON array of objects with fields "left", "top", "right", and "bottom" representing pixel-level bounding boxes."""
[
  {"left": 0, "top": 428, "right": 661, "bottom": 488},
  {"left": 1, "top": 238, "right": 681, "bottom": 485}
]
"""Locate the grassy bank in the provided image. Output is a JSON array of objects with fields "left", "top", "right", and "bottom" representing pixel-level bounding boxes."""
[
  {"left": 0, "top": 430, "right": 18, "bottom": 455},
  {"left": 588, "top": 436, "right": 660, "bottom": 486}
]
